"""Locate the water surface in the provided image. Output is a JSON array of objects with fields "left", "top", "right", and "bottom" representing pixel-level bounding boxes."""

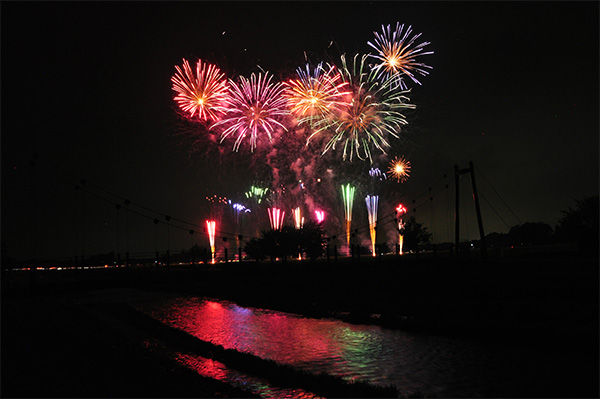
[{"left": 136, "top": 296, "right": 559, "bottom": 397}]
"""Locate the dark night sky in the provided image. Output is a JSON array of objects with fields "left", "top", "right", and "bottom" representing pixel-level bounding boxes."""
[{"left": 2, "top": 1, "right": 598, "bottom": 261}]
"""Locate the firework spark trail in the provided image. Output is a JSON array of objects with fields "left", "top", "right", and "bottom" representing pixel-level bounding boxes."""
[
  {"left": 312, "top": 54, "right": 415, "bottom": 163},
  {"left": 388, "top": 156, "right": 411, "bottom": 182},
  {"left": 172, "top": 59, "right": 229, "bottom": 122},
  {"left": 268, "top": 207, "right": 285, "bottom": 231},
  {"left": 367, "top": 22, "right": 433, "bottom": 89},
  {"left": 211, "top": 72, "right": 290, "bottom": 152},
  {"left": 396, "top": 203, "right": 407, "bottom": 254},
  {"left": 315, "top": 210, "right": 325, "bottom": 224},
  {"left": 341, "top": 184, "right": 355, "bottom": 246},
  {"left": 284, "top": 63, "right": 350, "bottom": 128},
  {"left": 293, "top": 207, "right": 304, "bottom": 229},
  {"left": 206, "top": 220, "right": 217, "bottom": 263},
  {"left": 366, "top": 195, "right": 379, "bottom": 256}
]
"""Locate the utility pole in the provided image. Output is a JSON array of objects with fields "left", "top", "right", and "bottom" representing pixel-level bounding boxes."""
[
  {"left": 454, "top": 162, "right": 487, "bottom": 260},
  {"left": 454, "top": 164, "right": 460, "bottom": 254},
  {"left": 469, "top": 161, "right": 487, "bottom": 260}
]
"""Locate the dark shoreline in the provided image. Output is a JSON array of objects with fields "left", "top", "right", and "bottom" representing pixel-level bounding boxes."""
[{"left": 2, "top": 255, "right": 599, "bottom": 398}]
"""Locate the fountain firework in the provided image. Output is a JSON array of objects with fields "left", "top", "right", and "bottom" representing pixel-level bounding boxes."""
[
  {"left": 230, "top": 201, "right": 251, "bottom": 253},
  {"left": 268, "top": 207, "right": 285, "bottom": 231},
  {"left": 365, "top": 195, "right": 379, "bottom": 256},
  {"left": 396, "top": 203, "right": 407, "bottom": 254},
  {"left": 206, "top": 220, "right": 217, "bottom": 263},
  {"left": 314, "top": 210, "right": 325, "bottom": 224},
  {"left": 293, "top": 207, "right": 304, "bottom": 229},
  {"left": 341, "top": 184, "right": 355, "bottom": 246}
]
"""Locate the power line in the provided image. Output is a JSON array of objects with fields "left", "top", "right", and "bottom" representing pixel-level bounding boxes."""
[{"left": 476, "top": 167, "right": 522, "bottom": 225}]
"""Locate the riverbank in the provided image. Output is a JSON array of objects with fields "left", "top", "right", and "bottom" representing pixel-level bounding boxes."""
[{"left": 2, "top": 255, "right": 599, "bottom": 397}]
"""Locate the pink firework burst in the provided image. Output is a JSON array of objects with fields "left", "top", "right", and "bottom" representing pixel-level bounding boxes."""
[
  {"left": 211, "top": 72, "right": 289, "bottom": 152},
  {"left": 367, "top": 22, "right": 433, "bottom": 88},
  {"left": 171, "top": 58, "right": 228, "bottom": 122}
]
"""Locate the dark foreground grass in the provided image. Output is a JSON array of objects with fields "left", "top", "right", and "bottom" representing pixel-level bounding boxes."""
[{"left": 1, "top": 295, "right": 255, "bottom": 398}]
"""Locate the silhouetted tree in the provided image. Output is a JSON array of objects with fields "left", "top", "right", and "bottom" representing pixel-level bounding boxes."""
[
  {"left": 555, "top": 196, "right": 599, "bottom": 255},
  {"left": 507, "top": 222, "right": 553, "bottom": 246},
  {"left": 400, "top": 216, "right": 431, "bottom": 252},
  {"left": 297, "top": 221, "right": 325, "bottom": 261},
  {"left": 244, "top": 222, "right": 325, "bottom": 262},
  {"left": 244, "top": 238, "right": 267, "bottom": 262}
]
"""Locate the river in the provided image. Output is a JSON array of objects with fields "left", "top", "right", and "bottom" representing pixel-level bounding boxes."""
[{"left": 132, "top": 295, "right": 575, "bottom": 397}]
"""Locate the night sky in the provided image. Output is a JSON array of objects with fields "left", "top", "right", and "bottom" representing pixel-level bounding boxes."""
[{"left": 2, "top": 1, "right": 598, "bottom": 262}]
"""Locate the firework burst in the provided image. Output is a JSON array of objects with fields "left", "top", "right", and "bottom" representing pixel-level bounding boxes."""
[
  {"left": 171, "top": 59, "right": 228, "bottom": 122},
  {"left": 387, "top": 156, "right": 411, "bottom": 182},
  {"left": 367, "top": 22, "right": 433, "bottom": 89},
  {"left": 284, "top": 63, "right": 349, "bottom": 127},
  {"left": 211, "top": 72, "right": 289, "bottom": 152},
  {"left": 311, "top": 54, "right": 415, "bottom": 163}
]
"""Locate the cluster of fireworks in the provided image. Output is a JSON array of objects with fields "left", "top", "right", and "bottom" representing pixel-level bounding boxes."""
[
  {"left": 177, "top": 22, "right": 433, "bottom": 257},
  {"left": 172, "top": 22, "right": 431, "bottom": 164}
]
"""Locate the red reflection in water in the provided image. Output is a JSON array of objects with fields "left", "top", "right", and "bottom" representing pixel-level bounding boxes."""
[
  {"left": 169, "top": 299, "right": 346, "bottom": 366},
  {"left": 176, "top": 353, "right": 229, "bottom": 381},
  {"left": 143, "top": 297, "right": 382, "bottom": 378}
]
